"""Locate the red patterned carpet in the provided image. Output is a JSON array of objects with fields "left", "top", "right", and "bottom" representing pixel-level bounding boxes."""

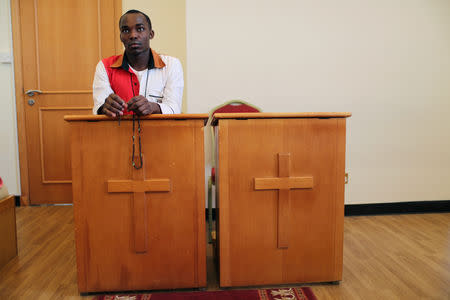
[{"left": 95, "top": 287, "right": 317, "bottom": 300}]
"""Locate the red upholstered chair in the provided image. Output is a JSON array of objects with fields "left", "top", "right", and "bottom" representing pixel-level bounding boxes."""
[
  {"left": 206, "top": 100, "right": 261, "bottom": 244},
  {"left": 0, "top": 176, "right": 9, "bottom": 200}
]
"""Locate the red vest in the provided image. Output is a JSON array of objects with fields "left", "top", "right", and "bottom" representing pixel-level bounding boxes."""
[{"left": 102, "top": 49, "right": 166, "bottom": 115}]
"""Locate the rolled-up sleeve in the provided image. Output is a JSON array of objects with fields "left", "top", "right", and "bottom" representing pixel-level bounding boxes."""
[
  {"left": 92, "top": 61, "right": 114, "bottom": 114},
  {"left": 159, "top": 57, "right": 184, "bottom": 114}
]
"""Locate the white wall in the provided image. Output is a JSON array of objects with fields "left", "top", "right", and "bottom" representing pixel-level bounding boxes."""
[
  {"left": 2, "top": 0, "right": 450, "bottom": 204},
  {"left": 0, "top": 0, "right": 20, "bottom": 195},
  {"left": 186, "top": 0, "right": 450, "bottom": 204}
]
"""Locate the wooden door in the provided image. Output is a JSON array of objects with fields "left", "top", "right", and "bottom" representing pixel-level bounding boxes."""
[{"left": 15, "top": 0, "right": 121, "bottom": 204}]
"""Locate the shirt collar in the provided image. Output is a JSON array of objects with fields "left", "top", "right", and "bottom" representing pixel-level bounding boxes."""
[{"left": 110, "top": 48, "right": 166, "bottom": 70}]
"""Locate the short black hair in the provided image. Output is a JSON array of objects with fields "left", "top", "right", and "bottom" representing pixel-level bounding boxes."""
[{"left": 120, "top": 9, "right": 152, "bottom": 29}]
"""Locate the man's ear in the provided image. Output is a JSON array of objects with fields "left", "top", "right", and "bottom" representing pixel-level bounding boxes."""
[{"left": 149, "top": 30, "right": 155, "bottom": 40}]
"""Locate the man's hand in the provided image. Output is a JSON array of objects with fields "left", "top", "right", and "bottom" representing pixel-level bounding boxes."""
[
  {"left": 102, "top": 94, "right": 126, "bottom": 117},
  {"left": 127, "top": 95, "right": 162, "bottom": 116}
]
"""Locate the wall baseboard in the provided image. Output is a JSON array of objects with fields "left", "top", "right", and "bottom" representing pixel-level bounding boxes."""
[
  {"left": 15, "top": 196, "right": 450, "bottom": 216},
  {"left": 344, "top": 200, "right": 450, "bottom": 216},
  {"left": 205, "top": 200, "right": 450, "bottom": 220}
]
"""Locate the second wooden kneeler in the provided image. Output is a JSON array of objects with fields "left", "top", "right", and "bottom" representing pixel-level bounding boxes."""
[{"left": 213, "top": 112, "right": 351, "bottom": 287}]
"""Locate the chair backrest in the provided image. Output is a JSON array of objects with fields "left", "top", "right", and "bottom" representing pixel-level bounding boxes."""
[
  {"left": 210, "top": 100, "right": 261, "bottom": 116},
  {"left": 212, "top": 101, "right": 260, "bottom": 115},
  {"left": 207, "top": 100, "right": 261, "bottom": 169},
  {"left": 0, "top": 177, "right": 9, "bottom": 200}
]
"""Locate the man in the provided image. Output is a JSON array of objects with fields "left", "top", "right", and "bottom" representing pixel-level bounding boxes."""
[{"left": 93, "top": 9, "right": 183, "bottom": 116}]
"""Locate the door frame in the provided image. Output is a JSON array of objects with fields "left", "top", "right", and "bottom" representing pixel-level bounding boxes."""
[{"left": 10, "top": 0, "right": 123, "bottom": 205}]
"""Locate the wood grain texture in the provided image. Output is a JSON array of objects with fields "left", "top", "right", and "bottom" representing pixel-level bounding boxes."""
[
  {"left": 0, "top": 195, "right": 17, "bottom": 269},
  {"left": 131, "top": 156, "right": 148, "bottom": 254},
  {"left": 217, "top": 117, "right": 347, "bottom": 287},
  {"left": 194, "top": 121, "right": 207, "bottom": 286},
  {"left": 217, "top": 120, "right": 231, "bottom": 286},
  {"left": 12, "top": 0, "right": 122, "bottom": 205},
  {"left": 68, "top": 118, "right": 207, "bottom": 292},
  {"left": 131, "top": 163, "right": 149, "bottom": 254},
  {"left": 254, "top": 177, "right": 313, "bottom": 190},
  {"left": 11, "top": 0, "right": 30, "bottom": 205},
  {"left": 107, "top": 156, "right": 171, "bottom": 253},
  {"left": 253, "top": 153, "right": 314, "bottom": 249},
  {"left": 334, "top": 119, "right": 347, "bottom": 279},
  {"left": 38, "top": 90, "right": 93, "bottom": 94},
  {"left": 211, "top": 112, "right": 352, "bottom": 125},
  {"left": 114, "top": 0, "right": 123, "bottom": 53},
  {"left": 277, "top": 189, "right": 290, "bottom": 249},
  {"left": 107, "top": 179, "right": 171, "bottom": 193},
  {"left": 64, "top": 114, "right": 209, "bottom": 121},
  {"left": 39, "top": 107, "right": 92, "bottom": 184},
  {"left": 0, "top": 207, "right": 448, "bottom": 299},
  {"left": 278, "top": 153, "right": 291, "bottom": 249}
]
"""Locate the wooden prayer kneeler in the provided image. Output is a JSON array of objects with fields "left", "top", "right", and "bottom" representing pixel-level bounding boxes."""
[
  {"left": 66, "top": 114, "right": 208, "bottom": 293},
  {"left": 212, "top": 112, "right": 351, "bottom": 287}
]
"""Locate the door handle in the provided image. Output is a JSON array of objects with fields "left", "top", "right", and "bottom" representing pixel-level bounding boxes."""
[{"left": 25, "top": 89, "right": 43, "bottom": 97}]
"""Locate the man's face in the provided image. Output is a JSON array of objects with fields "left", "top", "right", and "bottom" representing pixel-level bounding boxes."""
[{"left": 119, "top": 13, "right": 154, "bottom": 55}]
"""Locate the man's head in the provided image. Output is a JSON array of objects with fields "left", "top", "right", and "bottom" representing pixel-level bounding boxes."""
[{"left": 119, "top": 10, "right": 154, "bottom": 55}]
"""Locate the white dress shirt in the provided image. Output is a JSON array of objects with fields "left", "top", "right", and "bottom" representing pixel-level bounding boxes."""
[{"left": 92, "top": 54, "right": 184, "bottom": 115}]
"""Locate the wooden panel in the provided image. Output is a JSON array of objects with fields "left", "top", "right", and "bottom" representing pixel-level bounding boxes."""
[
  {"left": 36, "top": 0, "right": 100, "bottom": 90},
  {"left": 26, "top": 101, "right": 91, "bottom": 204},
  {"left": 217, "top": 117, "right": 346, "bottom": 286},
  {"left": 19, "top": 0, "right": 38, "bottom": 91},
  {"left": 11, "top": 0, "right": 30, "bottom": 205},
  {"left": 107, "top": 156, "right": 172, "bottom": 254},
  {"left": 39, "top": 107, "right": 91, "bottom": 183},
  {"left": 107, "top": 179, "right": 171, "bottom": 192},
  {"left": 254, "top": 177, "right": 313, "bottom": 190},
  {"left": 131, "top": 187, "right": 148, "bottom": 253},
  {"left": 64, "top": 114, "right": 209, "bottom": 122},
  {"left": 113, "top": 0, "right": 123, "bottom": 53},
  {"left": 219, "top": 119, "right": 285, "bottom": 286},
  {"left": 212, "top": 112, "right": 352, "bottom": 125},
  {"left": 70, "top": 117, "right": 86, "bottom": 290},
  {"left": 278, "top": 153, "right": 291, "bottom": 250},
  {"left": 277, "top": 189, "right": 290, "bottom": 249},
  {"left": 99, "top": 0, "right": 116, "bottom": 59},
  {"left": 0, "top": 195, "right": 17, "bottom": 269},
  {"left": 38, "top": 90, "right": 93, "bottom": 94},
  {"left": 194, "top": 118, "right": 207, "bottom": 287},
  {"left": 131, "top": 157, "right": 149, "bottom": 253},
  {"left": 333, "top": 118, "right": 347, "bottom": 280},
  {"left": 253, "top": 153, "right": 315, "bottom": 249},
  {"left": 70, "top": 119, "right": 206, "bottom": 292},
  {"left": 284, "top": 118, "right": 343, "bottom": 284},
  {"left": 217, "top": 120, "right": 231, "bottom": 286}
]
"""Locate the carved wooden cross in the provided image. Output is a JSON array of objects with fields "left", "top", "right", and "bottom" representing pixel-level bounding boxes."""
[
  {"left": 254, "top": 153, "right": 313, "bottom": 249},
  {"left": 107, "top": 156, "right": 171, "bottom": 253}
]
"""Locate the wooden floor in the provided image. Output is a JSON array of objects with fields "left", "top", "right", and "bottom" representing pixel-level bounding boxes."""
[{"left": 0, "top": 206, "right": 449, "bottom": 299}]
